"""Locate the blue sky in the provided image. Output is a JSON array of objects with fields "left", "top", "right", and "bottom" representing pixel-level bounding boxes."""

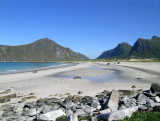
[{"left": 0, "top": 0, "right": 160, "bottom": 59}]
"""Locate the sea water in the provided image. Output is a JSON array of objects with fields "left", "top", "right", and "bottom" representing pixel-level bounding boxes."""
[{"left": 0, "top": 62, "right": 66, "bottom": 74}]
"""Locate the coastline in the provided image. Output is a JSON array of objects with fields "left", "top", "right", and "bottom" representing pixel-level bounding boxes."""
[
  {"left": 0, "top": 62, "right": 160, "bottom": 107},
  {"left": 0, "top": 62, "right": 78, "bottom": 75}
]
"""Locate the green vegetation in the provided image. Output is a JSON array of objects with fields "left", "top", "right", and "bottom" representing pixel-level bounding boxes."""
[
  {"left": 56, "top": 112, "right": 160, "bottom": 121},
  {"left": 0, "top": 38, "right": 89, "bottom": 62},
  {"left": 97, "top": 36, "right": 160, "bottom": 59},
  {"left": 97, "top": 42, "right": 132, "bottom": 59},
  {"left": 56, "top": 115, "right": 67, "bottom": 121},
  {"left": 121, "top": 112, "right": 160, "bottom": 121}
]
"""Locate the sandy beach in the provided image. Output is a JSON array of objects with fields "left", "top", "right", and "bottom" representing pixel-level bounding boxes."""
[{"left": 0, "top": 62, "right": 160, "bottom": 106}]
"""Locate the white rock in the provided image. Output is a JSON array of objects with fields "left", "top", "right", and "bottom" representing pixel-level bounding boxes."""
[
  {"left": 0, "top": 111, "right": 4, "bottom": 117},
  {"left": 76, "top": 109, "right": 86, "bottom": 117},
  {"left": 65, "top": 113, "right": 78, "bottom": 121},
  {"left": 37, "top": 109, "right": 66, "bottom": 121},
  {"left": 99, "top": 106, "right": 138, "bottom": 121},
  {"left": 104, "top": 90, "right": 119, "bottom": 111},
  {"left": 24, "top": 108, "right": 37, "bottom": 116},
  {"left": 153, "top": 96, "right": 160, "bottom": 103},
  {"left": 100, "top": 108, "right": 111, "bottom": 114}
]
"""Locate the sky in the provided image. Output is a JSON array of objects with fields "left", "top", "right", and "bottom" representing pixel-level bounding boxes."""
[{"left": 0, "top": 0, "right": 160, "bottom": 59}]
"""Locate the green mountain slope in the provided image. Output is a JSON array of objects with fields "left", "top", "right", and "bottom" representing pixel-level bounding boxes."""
[
  {"left": 0, "top": 38, "right": 89, "bottom": 62},
  {"left": 97, "top": 42, "right": 132, "bottom": 59},
  {"left": 129, "top": 36, "right": 160, "bottom": 58}
]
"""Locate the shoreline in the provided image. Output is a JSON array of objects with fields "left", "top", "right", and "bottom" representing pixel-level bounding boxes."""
[
  {"left": 0, "top": 62, "right": 160, "bottom": 107},
  {"left": 0, "top": 62, "right": 78, "bottom": 75}
]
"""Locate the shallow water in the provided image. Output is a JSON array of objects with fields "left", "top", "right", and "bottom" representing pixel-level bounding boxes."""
[
  {"left": 0, "top": 62, "right": 65, "bottom": 74},
  {"left": 58, "top": 65, "right": 139, "bottom": 83}
]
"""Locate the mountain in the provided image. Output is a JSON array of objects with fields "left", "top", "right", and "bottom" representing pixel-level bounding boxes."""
[
  {"left": 129, "top": 36, "right": 160, "bottom": 58},
  {"left": 0, "top": 38, "right": 89, "bottom": 62},
  {"left": 97, "top": 42, "right": 132, "bottom": 59},
  {"left": 97, "top": 36, "right": 160, "bottom": 59}
]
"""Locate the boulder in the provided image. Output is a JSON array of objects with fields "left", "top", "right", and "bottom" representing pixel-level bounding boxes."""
[
  {"left": 152, "top": 96, "right": 160, "bottom": 103},
  {"left": 99, "top": 108, "right": 111, "bottom": 114},
  {"left": 104, "top": 90, "right": 119, "bottom": 111},
  {"left": 65, "top": 114, "right": 78, "bottom": 121},
  {"left": 91, "top": 100, "right": 100, "bottom": 108},
  {"left": 76, "top": 109, "right": 86, "bottom": 117},
  {"left": 150, "top": 83, "right": 160, "bottom": 93},
  {"left": 62, "top": 102, "right": 75, "bottom": 110},
  {"left": 24, "top": 108, "right": 37, "bottom": 116},
  {"left": 82, "top": 96, "right": 93, "bottom": 104},
  {"left": 98, "top": 106, "right": 138, "bottom": 121},
  {"left": 37, "top": 109, "right": 65, "bottom": 121},
  {"left": 66, "top": 110, "right": 73, "bottom": 117},
  {"left": 136, "top": 94, "right": 148, "bottom": 104},
  {"left": 118, "top": 89, "right": 143, "bottom": 97},
  {"left": 73, "top": 76, "right": 81, "bottom": 79}
]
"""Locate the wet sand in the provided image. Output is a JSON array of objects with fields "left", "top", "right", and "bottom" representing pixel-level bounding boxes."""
[{"left": 0, "top": 62, "right": 160, "bottom": 106}]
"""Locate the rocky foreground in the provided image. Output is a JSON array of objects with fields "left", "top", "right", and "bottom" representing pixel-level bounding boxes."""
[{"left": 0, "top": 83, "right": 160, "bottom": 121}]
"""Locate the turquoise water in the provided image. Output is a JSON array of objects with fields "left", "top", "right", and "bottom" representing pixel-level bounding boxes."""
[{"left": 0, "top": 62, "right": 65, "bottom": 74}]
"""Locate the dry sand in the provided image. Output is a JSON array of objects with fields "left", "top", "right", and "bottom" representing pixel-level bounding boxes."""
[{"left": 0, "top": 62, "right": 160, "bottom": 106}]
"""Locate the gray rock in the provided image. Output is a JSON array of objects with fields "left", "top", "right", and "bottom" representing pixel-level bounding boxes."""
[
  {"left": 120, "top": 96, "right": 130, "bottom": 105},
  {"left": 24, "top": 108, "right": 37, "bottom": 116},
  {"left": 82, "top": 105, "right": 96, "bottom": 115},
  {"left": 73, "top": 76, "right": 81, "bottom": 79},
  {"left": 100, "top": 108, "right": 111, "bottom": 114},
  {"left": 137, "top": 94, "right": 148, "bottom": 103},
  {"left": 65, "top": 113, "right": 78, "bottom": 121},
  {"left": 65, "top": 95, "right": 73, "bottom": 102},
  {"left": 76, "top": 109, "right": 86, "bottom": 117},
  {"left": 24, "top": 102, "right": 35, "bottom": 109},
  {"left": 143, "top": 92, "right": 156, "bottom": 97},
  {"left": 13, "top": 106, "right": 23, "bottom": 113},
  {"left": 0, "top": 111, "right": 4, "bottom": 117},
  {"left": 2, "top": 111, "right": 14, "bottom": 117},
  {"left": 139, "top": 105, "right": 147, "bottom": 111},
  {"left": 17, "top": 116, "right": 27, "bottom": 121},
  {"left": 10, "top": 112, "right": 22, "bottom": 119},
  {"left": 119, "top": 105, "right": 127, "bottom": 110},
  {"left": 72, "top": 95, "right": 82, "bottom": 104},
  {"left": 104, "top": 90, "right": 119, "bottom": 111},
  {"left": 50, "top": 97, "right": 62, "bottom": 103},
  {"left": 118, "top": 89, "right": 142, "bottom": 97},
  {"left": 66, "top": 110, "right": 74, "bottom": 117},
  {"left": 62, "top": 102, "right": 75, "bottom": 109},
  {"left": 146, "top": 99, "right": 155, "bottom": 108},
  {"left": 91, "top": 100, "right": 100, "bottom": 108},
  {"left": 152, "top": 96, "right": 160, "bottom": 103},
  {"left": 98, "top": 106, "right": 138, "bottom": 121},
  {"left": 150, "top": 83, "right": 160, "bottom": 93},
  {"left": 26, "top": 117, "right": 35, "bottom": 121},
  {"left": 71, "top": 106, "right": 77, "bottom": 112},
  {"left": 37, "top": 109, "right": 66, "bottom": 121},
  {"left": 0, "top": 98, "right": 11, "bottom": 103},
  {"left": 41, "top": 105, "right": 53, "bottom": 114},
  {"left": 82, "top": 96, "right": 93, "bottom": 104}
]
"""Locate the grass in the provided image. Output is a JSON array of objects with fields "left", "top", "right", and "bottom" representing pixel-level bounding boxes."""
[{"left": 121, "top": 112, "right": 160, "bottom": 121}]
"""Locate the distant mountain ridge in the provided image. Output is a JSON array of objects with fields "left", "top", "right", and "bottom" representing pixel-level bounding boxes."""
[
  {"left": 97, "top": 36, "right": 160, "bottom": 59},
  {"left": 97, "top": 42, "right": 132, "bottom": 59},
  {"left": 0, "top": 38, "right": 89, "bottom": 62}
]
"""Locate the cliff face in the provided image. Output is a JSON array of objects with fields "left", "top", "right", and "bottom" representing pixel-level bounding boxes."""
[
  {"left": 129, "top": 36, "right": 160, "bottom": 58},
  {"left": 0, "top": 38, "right": 89, "bottom": 62}
]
